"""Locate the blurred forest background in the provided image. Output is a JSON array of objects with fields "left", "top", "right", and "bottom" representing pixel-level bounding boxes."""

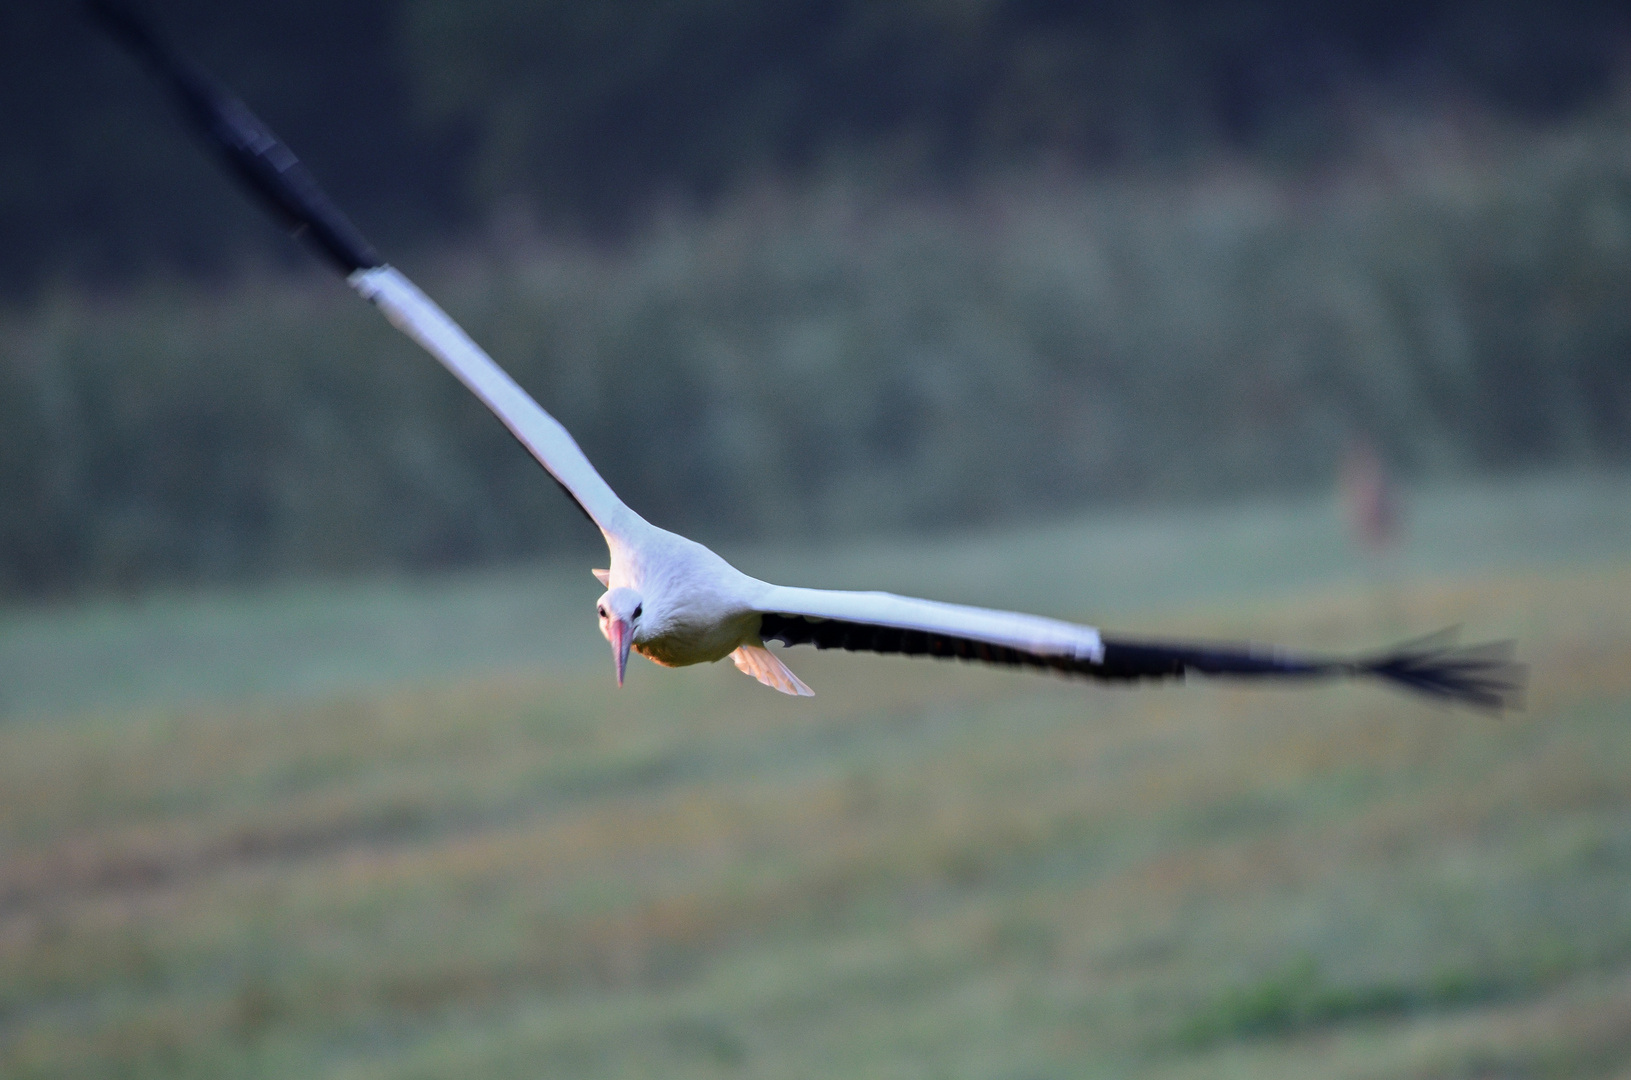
[{"left": 4, "top": 0, "right": 1631, "bottom": 600}]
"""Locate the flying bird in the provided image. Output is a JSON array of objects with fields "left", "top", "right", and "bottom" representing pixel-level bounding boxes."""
[{"left": 88, "top": 0, "right": 1523, "bottom": 710}]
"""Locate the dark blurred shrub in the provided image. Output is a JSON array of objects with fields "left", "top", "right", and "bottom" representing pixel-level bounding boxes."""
[
  {"left": 5, "top": 0, "right": 1629, "bottom": 295},
  {"left": 399, "top": 0, "right": 1631, "bottom": 225},
  {"left": 4, "top": 105, "right": 1631, "bottom": 600}
]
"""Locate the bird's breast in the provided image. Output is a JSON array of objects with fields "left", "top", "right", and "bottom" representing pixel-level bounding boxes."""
[{"left": 634, "top": 608, "right": 761, "bottom": 668}]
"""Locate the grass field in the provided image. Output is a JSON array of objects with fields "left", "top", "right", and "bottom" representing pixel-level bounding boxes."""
[{"left": 3, "top": 476, "right": 1631, "bottom": 1078}]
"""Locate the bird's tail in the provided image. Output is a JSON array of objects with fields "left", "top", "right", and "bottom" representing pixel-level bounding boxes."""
[{"left": 732, "top": 644, "right": 815, "bottom": 697}]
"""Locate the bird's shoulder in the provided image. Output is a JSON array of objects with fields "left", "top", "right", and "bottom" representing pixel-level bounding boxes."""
[{"left": 617, "top": 527, "right": 757, "bottom": 606}]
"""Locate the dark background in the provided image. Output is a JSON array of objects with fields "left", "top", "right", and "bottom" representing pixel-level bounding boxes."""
[{"left": 6, "top": 0, "right": 1628, "bottom": 296}]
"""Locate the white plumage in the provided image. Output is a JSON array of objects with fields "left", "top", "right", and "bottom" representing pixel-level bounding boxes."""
[{"left": 352, "top": 268, "right": 1518, "bottom": 708}]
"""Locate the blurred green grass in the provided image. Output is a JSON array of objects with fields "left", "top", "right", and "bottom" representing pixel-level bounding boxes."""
[
  {"left": 3, "top": 471, "right": 1627, "bottom": 718},
  {"left": 4, "top": 477, "right": 1631, "bottom": 1078}
]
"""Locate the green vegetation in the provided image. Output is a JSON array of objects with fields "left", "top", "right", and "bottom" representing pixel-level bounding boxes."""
[
  {"left": 3, "top": 479, "right": 1630, "bottom": 1078},
  {"left": 10, "top": 0, "right": 1624, "bottom": 292},
  {"left": 1172, "top": 954, "right": 1531, "bottom": 1047},
  {"left": 8, "top": 113, "right": 1631, "bottom": 600}
]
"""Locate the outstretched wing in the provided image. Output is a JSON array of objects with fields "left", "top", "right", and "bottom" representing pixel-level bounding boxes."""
[
  {"left": 755, "top": 585, "right": 1106, "bottom": 666},
  {"left": 756, "top": 588, "right": 1523, "bottom": 710},
  {"left": 88, "top": 0, "right": 640, "bottom": 541},
  {"left": 348, "top": 268, "right": 638, "bottom": 536}
]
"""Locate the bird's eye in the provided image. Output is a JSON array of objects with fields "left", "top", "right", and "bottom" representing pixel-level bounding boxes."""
[
  {"left": 633, "top": 604, "right": 643, "bottom": 619},
  {"left": 597, "top": 606, "right": 606, "bottom": 618}
]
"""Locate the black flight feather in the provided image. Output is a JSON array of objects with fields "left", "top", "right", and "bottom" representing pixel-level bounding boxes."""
[
  {"left": 86, "top": 0, "right": 382, "bottom": 275},
  {"left": 757, "top": 613, "right": 1524, "bottom": 711}
]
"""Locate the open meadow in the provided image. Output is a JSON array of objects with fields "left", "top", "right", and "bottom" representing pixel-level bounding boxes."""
[{"left": 3, "top": 475, "right": 1631, "bottom": 1078}]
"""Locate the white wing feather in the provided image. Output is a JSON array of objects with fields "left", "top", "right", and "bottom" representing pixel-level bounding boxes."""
[
  {"left": 350, "top": 266, "right": 640, "bottom": 540},
  {"left": 754, "top": 584, "right": 1104, "bottom": 662}
]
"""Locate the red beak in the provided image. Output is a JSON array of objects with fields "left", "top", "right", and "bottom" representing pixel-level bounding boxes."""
[{"left": 610, "top": 618, "right": 632, "bottom": 687}]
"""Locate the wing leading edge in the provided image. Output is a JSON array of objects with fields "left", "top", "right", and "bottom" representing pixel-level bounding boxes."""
[
  {"left": 349, "top": 267, "right": 639, "bottom": 539},
  {"left": 754, "top": 586, "right": 1105, "bottom": 665}
]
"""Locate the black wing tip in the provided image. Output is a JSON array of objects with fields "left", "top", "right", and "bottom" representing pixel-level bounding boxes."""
[
  {"left": 85, "top": 0, "right": 195, "bottom": 91},
  {"left": 85, "top": 0, "right": 152, "bottom": 45},
  {"left": 1096, "top": 627, "right": 1527, "bottom": 711},
  {"left": 86, "top": 0, "right": 383, "bottom": 276},
  {"left": 1358, "top": 631, "right": 1527, "bottom": 712}
]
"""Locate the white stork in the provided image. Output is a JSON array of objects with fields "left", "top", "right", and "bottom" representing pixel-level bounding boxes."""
[{"left": 91, "top": 0, "right": 1523, "bottom": 709}]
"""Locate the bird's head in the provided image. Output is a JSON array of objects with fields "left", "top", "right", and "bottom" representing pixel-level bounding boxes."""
[{"left": 596, "top": 586, "right": 644, "bottom": 686}]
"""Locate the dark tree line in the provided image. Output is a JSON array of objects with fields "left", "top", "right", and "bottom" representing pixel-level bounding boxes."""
[{"left": 3, "top": 0, "right": 1628, "bottom": 297}]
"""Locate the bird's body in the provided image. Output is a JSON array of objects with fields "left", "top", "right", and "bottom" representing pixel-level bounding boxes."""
[
  {"left": 605, "top": 524, "right": 763, "bottom": 669},
  {"left": 93, "top": 0, "right": 1524, "bottom": 711},
  {"left": 597, "top": 513, "right": 1110, "bottom": 696},
  {"left": 605, "top": 532, "right": 814, "bottom": 695}
]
